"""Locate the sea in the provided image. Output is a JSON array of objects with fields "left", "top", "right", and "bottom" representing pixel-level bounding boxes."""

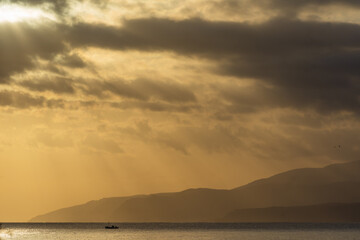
[{"left": 1, "top": 223, "right": 360, "bottom": 240}]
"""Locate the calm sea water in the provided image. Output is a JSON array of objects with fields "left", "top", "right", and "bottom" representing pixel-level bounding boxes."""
[{"left": 1, "top": 223, "right": 360, "bottom": 240}]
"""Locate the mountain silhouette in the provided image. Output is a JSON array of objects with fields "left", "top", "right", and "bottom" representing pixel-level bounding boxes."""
[{"left": 30, "top": 160, "right": 360, "bottom": 222}]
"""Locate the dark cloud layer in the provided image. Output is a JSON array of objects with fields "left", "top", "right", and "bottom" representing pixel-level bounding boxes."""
[
  {"left": 1, "top": 8, "right": 359, "bottom": 114},
  {"left": 257, "top": 0, "right": 360, "bottom": 10},
  {"left": 65, "top": 18, "right": 360, "bottom": 113},
  {"left": 0, "top": 22, "right": 65, "bottom": 83},
  {"left": 67, "top": 17, "right": 360, "bottom": 55},
  {"left": 214, "top": 0, "right": 360, "bottom": 17}
]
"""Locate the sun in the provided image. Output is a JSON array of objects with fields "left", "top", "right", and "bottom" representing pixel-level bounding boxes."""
[{"left": 0, "top": 4, "right": 52, "bottom": 22}]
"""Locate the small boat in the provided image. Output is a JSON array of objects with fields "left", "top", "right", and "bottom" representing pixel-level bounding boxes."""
[{"left": 105, "top": 224, "right": 119, "bottom": 229}]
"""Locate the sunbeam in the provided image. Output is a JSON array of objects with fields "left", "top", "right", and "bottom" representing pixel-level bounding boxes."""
[{"left": 0, "top": 4, "right": 53, "bottom": 22}]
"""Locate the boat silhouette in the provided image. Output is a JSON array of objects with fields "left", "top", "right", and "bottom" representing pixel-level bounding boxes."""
[{"left": 105, "top": 224, "right": 119, "bottom": 229}]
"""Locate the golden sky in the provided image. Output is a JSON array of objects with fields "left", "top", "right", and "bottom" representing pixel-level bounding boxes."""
[{"left": 0, "top": 0, "right": 359, "bottom": 221}]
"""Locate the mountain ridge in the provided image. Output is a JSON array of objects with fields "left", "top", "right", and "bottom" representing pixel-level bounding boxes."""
[{"left": 30, "top": 160, "right": 360, "bottom": 222}]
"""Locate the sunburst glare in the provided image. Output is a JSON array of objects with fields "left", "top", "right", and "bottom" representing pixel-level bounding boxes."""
[{"left": 0, "top": 4, "right": 54, "bottom": 22}]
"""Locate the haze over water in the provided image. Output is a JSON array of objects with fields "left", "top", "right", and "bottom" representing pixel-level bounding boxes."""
[{"left": 1, "top": 223, "right": 360, "bottom": 240}]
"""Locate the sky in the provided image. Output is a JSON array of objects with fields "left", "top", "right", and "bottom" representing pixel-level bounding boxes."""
[{"left": 0, "top": 0, "right": 359, "bottom": 221}]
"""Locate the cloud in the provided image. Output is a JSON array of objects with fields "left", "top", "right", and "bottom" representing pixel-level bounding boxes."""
[
  {"left": 0, "top": 90, "right": 65, "bottom": 109},
  {"left": 81, "top": 78, "right": 197, "bottom": 103},
  {"left": 0, "top": 90, "right": 44, "bottom": 108},
  {"left": 65, "top": 17, "right": 360, "bottom": 114},
  {"left": 211, "top": 0, "right": 360, "bottom": 18},
  {"left": 219, "top": 50, "right": 360, "bottom": 113},
  {"left": 4, "top": 0, "right": 69, "bottom": 13},
  {"left": 0, "top": 21, "right": 66, "bottom": 83},
  {"left": 256, "top": 0, "right": 360, "bottom": 10},
  {"left": 66, "top": 17, "right": 360, "bottom": 56},
  {"left": 19, "top": 76, "right": 75, "bottom": 94},
  {"left": 1, "top": 14, "right": 359, "bottom": 114},
  {"left": 0, "top": 0, "right": 108, "bottom": 15},
  {"left": 110, "top": 100, "right": 199, "bottom": 113},
  {"left": 54, "top": 53, "right": 87, "bottom": 69}
]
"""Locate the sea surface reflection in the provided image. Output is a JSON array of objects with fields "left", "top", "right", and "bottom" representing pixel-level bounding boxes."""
[{"left": 1, "top": 223, "right": 360, "bottom": 240}]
